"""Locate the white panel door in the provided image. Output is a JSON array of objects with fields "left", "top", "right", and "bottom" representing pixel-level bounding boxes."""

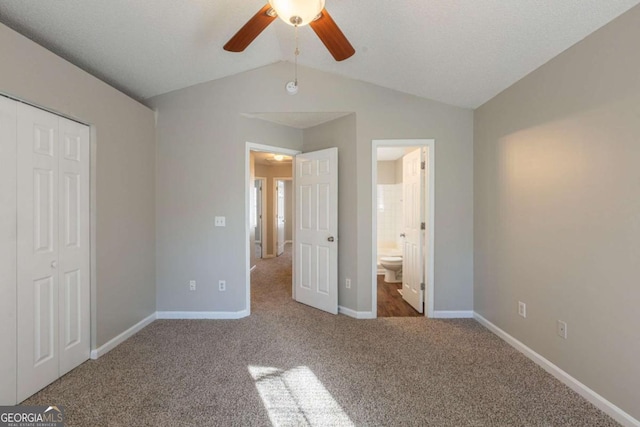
[
  {"left": 0, "top": 96, "right": 18, "bottom": 405},
  {"left": 16, "top": 104, "right": 90, "bottom": 401},
  {"left": 58, "top": 117, "right": 90, "bottom": 376},
  {"left": 294, "top": 148, "right": 338, "bottom": 314},
  {"left": 17, "top": 103, "right": 60, "bottom": 401},
  {"left": 276, "top": 180, "right": 286, "bottom": 256},
  {"left": 402, "top": 148, "right": 424, "bottom": 313}
]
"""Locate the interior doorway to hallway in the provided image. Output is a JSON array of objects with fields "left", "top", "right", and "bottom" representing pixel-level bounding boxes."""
[
  {"left": 372, "top": 139, "right": 436, "bottom": 318},
  {"left": 246, "top": 143, "right": 300, "bottom": 314},
  {"left": 251, "top": 151, "right": 293, "bottom": 261}
]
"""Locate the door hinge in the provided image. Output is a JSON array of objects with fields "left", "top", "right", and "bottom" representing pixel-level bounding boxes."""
[
  {"left": 420, "top": 283, "right": 425, "bottom": 291},
  {"left": 420, "top": 222, "right": 426, "bottom": 230},
  {"left": 421, "top": 161, "right": 425, "bottom": 170}
]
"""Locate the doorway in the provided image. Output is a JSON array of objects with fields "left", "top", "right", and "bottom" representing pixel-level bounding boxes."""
[
  {"left": 372, "top": 139, "right": 435, "bottom": 318},
  {"left": 245, "top": 143, "right": 299, "bottom": 314}
]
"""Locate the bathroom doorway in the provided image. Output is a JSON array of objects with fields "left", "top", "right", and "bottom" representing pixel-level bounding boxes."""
[{"left": 372, "top": 139, "right": 435, "bottom": 318}]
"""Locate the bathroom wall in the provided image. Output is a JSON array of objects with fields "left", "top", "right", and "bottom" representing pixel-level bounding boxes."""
[
  {"left": 377, "top": 161, "right": 396, "bottom": 185},
  {"left": 376, "top": 161, "right": 402, "bottom": 253}
]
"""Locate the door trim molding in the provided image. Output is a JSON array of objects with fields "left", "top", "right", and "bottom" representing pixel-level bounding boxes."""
[
  {"left": 245, "top": 143, "right": 300, "bottom": 315},
  {"left": 371, "top": 139, "right": 436, "bottom": 318}
]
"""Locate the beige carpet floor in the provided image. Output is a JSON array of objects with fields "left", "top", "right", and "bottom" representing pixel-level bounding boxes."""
[{"left": 23, "top": 245, "right": 618, "bottom": 426}]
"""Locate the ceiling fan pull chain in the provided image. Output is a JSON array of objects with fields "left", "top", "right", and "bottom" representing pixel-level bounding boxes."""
[
  {"left": 285, "top": 24, "right": 301, "bottom": 95},
  {"left": 294, "top": 24, "right": 299, "bottom": 85}
]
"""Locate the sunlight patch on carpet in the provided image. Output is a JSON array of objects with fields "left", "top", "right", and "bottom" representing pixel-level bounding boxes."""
[{"left": 248, "top": 365, "right": 354, "bottom": 426}]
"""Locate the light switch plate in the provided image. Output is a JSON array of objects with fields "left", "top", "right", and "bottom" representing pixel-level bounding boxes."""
[{"left": 214, "top": 216, "right": 225, "bottom": 227}]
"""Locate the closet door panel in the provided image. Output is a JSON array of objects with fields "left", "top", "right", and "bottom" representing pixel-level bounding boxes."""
[
  {"left": 17, "top": 103, "right": 60, "bottom": 402},
  {"left": 58, "top": 117, "right": 90, "bottom": 376},
  {"left": 0, "top": 96, "right": 17, "bottom": 405}
]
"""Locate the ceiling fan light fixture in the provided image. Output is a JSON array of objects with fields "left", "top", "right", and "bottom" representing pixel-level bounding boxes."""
[{"left": 268, "top": 0, "right": 325, "bottom": 27}]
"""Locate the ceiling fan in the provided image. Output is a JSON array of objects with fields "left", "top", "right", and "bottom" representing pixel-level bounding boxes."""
[{"left": 223, "top": 0, "right": 355, "bottom": 61}]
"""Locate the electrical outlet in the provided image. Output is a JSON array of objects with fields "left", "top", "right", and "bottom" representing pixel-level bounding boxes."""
[
  {"left": 189, "top": 280, "right": 196, "bottom": 291},
  {"left": 557, "top": 320, "right": 567, "bottom": 339},
  {"left": 518, "top": 301, "right": 526, "bottom": 318},
  {"left": 218, "top": 280, "right": 226, "bottom": 291},
  {"left": 345, "top": 278, "right": 351, "bottom": 289}
]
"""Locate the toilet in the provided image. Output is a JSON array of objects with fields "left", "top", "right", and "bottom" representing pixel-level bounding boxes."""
[{"left": 380, "top": 255, "right": 403, "bottom": 283}]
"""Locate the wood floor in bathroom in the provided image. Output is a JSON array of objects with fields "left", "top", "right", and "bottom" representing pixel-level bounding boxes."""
[{"left": 377, "top": 275, "right": 422, "bottom": 317}]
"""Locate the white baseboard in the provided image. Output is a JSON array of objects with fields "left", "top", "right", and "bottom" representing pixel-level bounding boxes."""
[
  {"left": 156, "top": 310, "right": 249, "bottom": 320},
  {"left": 338, "top": 306, "right": 375, "bottom": 319},
  {"left": 250, "top": 265, "right": 256, "bottom": 272},
  {"left": 90, "top": 312, "right": 157, "bottom": 359},
  {"left": 432, "top": 310, "right": 474, "bottom": 319},
  {"left": 474, "top": 312, "right": 639, "bottom": 427}
]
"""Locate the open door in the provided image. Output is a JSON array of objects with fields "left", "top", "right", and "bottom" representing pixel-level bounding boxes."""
[
  {"left": 294, "top": 148, "right": 338, "bottom": 314},
  {"left": 401, "top": 148, "right": 424, "bottom": 313},
  {"left": 275, "top": 180, "right": 286, "bottom": 256}
]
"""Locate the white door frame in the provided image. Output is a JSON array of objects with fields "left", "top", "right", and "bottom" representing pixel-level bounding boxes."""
[
  {"left": 273, "top": 177, "right": 292, "bottom": 256},
  {"left": 245, "top": 143, "right": 300, "bottom": 315},
  {"left": 371, "top": 139, "right": 435, "bottom": 317}
]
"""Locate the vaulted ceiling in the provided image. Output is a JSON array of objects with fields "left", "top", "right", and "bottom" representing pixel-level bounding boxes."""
[{"left": 1, "top": 1, "right": 638, "bottom": 108}]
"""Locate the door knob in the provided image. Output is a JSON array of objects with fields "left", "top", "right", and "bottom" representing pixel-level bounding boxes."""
[
  {"left": 327, "top": 236, "right": 335, "bottom": 242},
  {"left": 51, "top": 260, "right": 58, "bottom": 269},
  {"left": 400, "top": 233, "right": 406, "bottom": 238}
]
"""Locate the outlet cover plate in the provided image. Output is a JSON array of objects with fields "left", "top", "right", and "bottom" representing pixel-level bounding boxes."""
[
  {"left": 518, "top": 301, "right": 526, "bottom": 318},
  {"left": 557, "top": 320, "right": 567, "bottom": 339}
]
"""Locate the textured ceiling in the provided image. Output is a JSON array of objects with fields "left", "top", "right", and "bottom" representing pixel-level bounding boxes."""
[{"left": 1, "top": 1, "right": 638, "bottom": 108}]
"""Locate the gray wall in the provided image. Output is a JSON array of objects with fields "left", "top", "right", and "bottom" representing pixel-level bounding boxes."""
[
  {"left": 149, "top": 61, "right": 474, "bottom": 314},
  {"left": 0, "top": 23, "right": 156, "bottom": 347},
  {"left": 474, "top": 5, "right": 640, "bottom": 420},
  {"left": 153, "top": 106, "right": 302, "bottom": 311}
]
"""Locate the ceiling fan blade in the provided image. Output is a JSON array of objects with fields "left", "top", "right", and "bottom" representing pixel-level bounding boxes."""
[
  {"left": 309, "top": 9, "right": 355, "bottom": 61},
  {"left": 224, "top": 4, "right": 276, "bottom": 52}
]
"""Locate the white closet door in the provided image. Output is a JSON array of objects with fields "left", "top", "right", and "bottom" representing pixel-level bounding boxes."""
[
  {"left": 58, "top": 117, "right": 90, "bottom": 376},
  {"left": 17, "top": 103, "right": 61, "bottom": 401},
  {"left": 0, "top": 97, "right": 18, "bottom": 405}
]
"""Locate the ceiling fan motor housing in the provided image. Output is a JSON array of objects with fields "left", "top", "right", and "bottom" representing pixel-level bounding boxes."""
[{"left": 268, "top": 0, "right": 326, "bottom": 26}]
